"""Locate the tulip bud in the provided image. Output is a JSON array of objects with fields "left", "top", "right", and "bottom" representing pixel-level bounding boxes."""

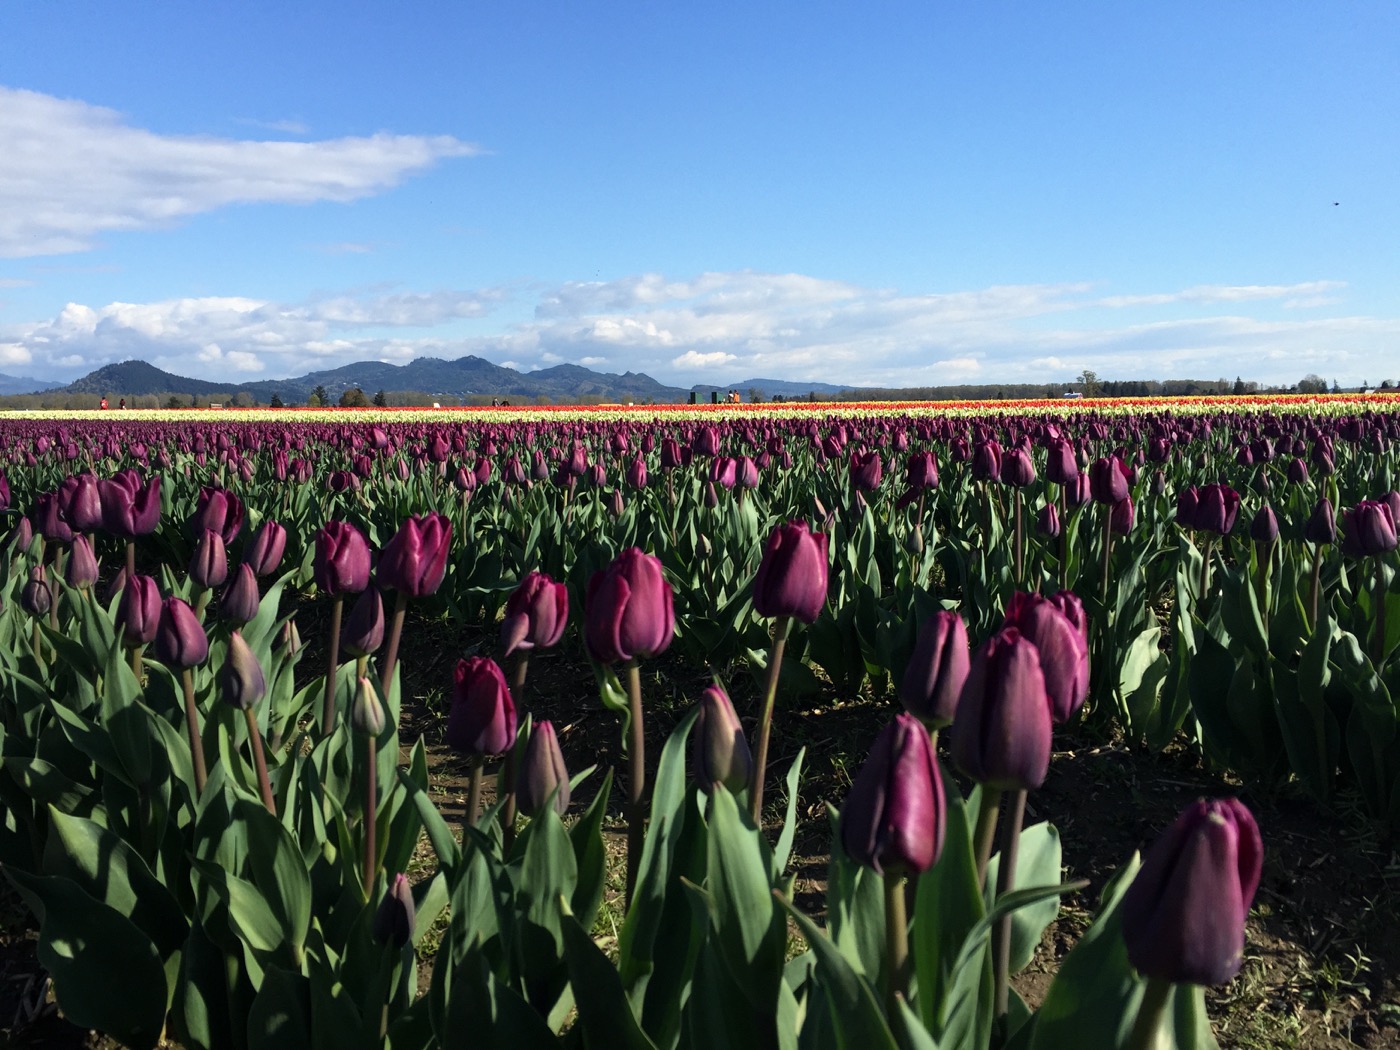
[
  {"left": 970, "top": 440, "right": 1002, "bottom": 482},
  {"left": 584, "top": 548, "right": 675, "bottom": 663},
  {"left": 244, "top": 520, "right": 287, "bottom": 577},
  {"left": 189, "top": 529, "right": 229, "bottom": 590},
  {"left": 448, "top": 656, "right": 518, "bottom": 756},
  {"left": 1340, "top": 500, "right": 1399, "bottom": 557},
  {"left": 1002, "top": 592, "right": 1089, "bottom": 724},
  {"left": 373, "top": 872, "right": 416, "bottom": 948},
  {"left": 313, "top": 521, "right": 371, "bottom": 596},
  {"left": 220, "top": 563, "right": 262, "bottom": 624},
  {"left": 1035, "top": 502, "right": 1061, "bottom": 539},
  {"left": 1065, "top": 470, "right": 1092, "bottom": 508},
  {"left": 192, "top": 486, "right": 244, "bottom": 544},
  {"left": 626, "top": 456, "right": 648, "bottom": 489},
  {"left": 1089, "top": 456, "right": 1129, "bottom": 505},
  {"left": 153, "top": 597, "right": 209, "bottom": 669},
  {"left": 116, "top": 574, "right": 162, "bottom": 647},
  {"left": 341, "top": 587, "right": 385, "bottom": 657},
  {"left": 1120, "top": 798, "right": 1262, "bottom": 986},
  {"left": 1001, "top": 448, "right": 1036, "bottom": 488},
  {"left": 351, "top": 676, "right": 387, "bottom": 737},
  {"left": 692, "top": 683, "right": 752, "bottom": 793},
  {"left": 839, "top": 713, "right": 946, "bottom": 876},
  {"left": 753, "top": 520, "right": 829, "bottom": 624},
  {"left": 65, "top": 533, "right": 100, "bottom": 590},
  {"left": 20, "top": 566, "right": 51, "bottom": 618},
  {"left": 517, "top": 720, "right": 571, "bottom": 817},
  {"left": 500, "top": 571, "right": 568, "bottom": 656},
  {"left": 950, "top": 628, "right": 1052, "bottom": 791},
  {"left": 1044, "top": 438, "right": 1076, "bottom": 485},
  {"left": 899, "top": 612, "right": 970, "bottom": 728},
  {"left": 220, "top": 631, "right": 266, "bottom": 709},
  {"left": 1303, "top": 497, "right": 1335, "bottom": 545},
  {"left": 849, "top": 450, "right": 883, "bottom": 492},
  {"left": 378, "top": 513, "right": 452, "bottom": 597},
  {"left": 1195, "top": 484, "right": 1241, "bottom": 536},
  {"left": 1249, "top": 505, "right": 1279, "bottom": 546},
  {"left": 1110, "top": 495, "right": 1135, "bottom": 535}
]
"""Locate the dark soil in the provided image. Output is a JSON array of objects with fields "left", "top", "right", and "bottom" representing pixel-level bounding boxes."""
[{"left": 4, "top": 603, "right": 1398, "bottom": 1048}]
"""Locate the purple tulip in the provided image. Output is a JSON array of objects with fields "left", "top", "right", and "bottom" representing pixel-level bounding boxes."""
[
  {"left": 500, "top": 571, "right": 569, "bottom": 656},
  {"left": 1340, "top": 500, "right": 1398, "bottom": 557},
  {"left": 154, "top": 597, "right": 209, "bottom": 669},
  {"left": 99, "top": 473, "right": 161, "bottom": 538},
  {"left": 220, "top": 563, "right": 262, "bottom": 624},
  {"left": 1002, "top": 592, "right": 1089, "bottom": 724},
  {"left": 1110, "top": 495, "right": 1135, "bottom": 535},
  {"left": 1249, "top": 505, "right": 1279, "bottom": 546},
  {"left": 66, "top": 534, "right": 100, "bottom": 590},
  {"left": 448, "top": 656, "right": 518, "bottom": 756},
  {"left": 585, "top": 548, "right": 675, "bottom": 663},
  {"left": 1001, "top": 448, "right": 1036, "bottom": 488},
  {"left": 753, "top": 520, "right": 829, "bottom": 625},
  {"left": 244, "top": 520, "right": 287, "bottom": 577},
  {"left": 20, "top": 566, "right": 51, "bottom": 618},
  {"left": 1089, "top": 456, "right": 1130, "bottom": 505},
  {"left": 373, "top": 872, "right": 416, "bottom": 948},
  {"left": 192, "top": 486, "right": 244, "bottom": 544},
  {"left": 116, "top": 574, "right": 162, "bottom": 647},
  {"left": 379, "top": 514, "right": 452, "bottom": 598},
  {"left": 516, "top": 720, "right": 571, "bottom": 817},
  {"left": 189, "top": 529, "right": 229, "bottom": 590},
  {"left": 692, "top": 683, "right": 752, "bottom": 793},
  {"left": 1121, "top": 798, "right": 1262, "bottom": 986},
  {"left": 849, "top": 449, "right": 883, "bottom": 492},
  {"left": 839, "top": 713, "right": 946, "bottom": 876},
  {"left": 313, "top": 521, "right": 372, "bottom": 596},
  {"left": 1036, "top": 502, "right": 1061, "bottom": 539},
  {"left": 1304, "top": 497, "right": 1335, "bottom": 546},
  {"left": 1195, "top": 484, "right": 1241, "bottom": 536},
  {"left": 341, "top": 587, "right": 385, "bottom": 657},
  {"left": 899, "top": 611, "right": 970, "bottom": 728},
  {"left": 220, "top": 631, "right": 267, "bottom": 709},
  {"left": 950, "top": 628, "right": 1052, "bottom": 791}
]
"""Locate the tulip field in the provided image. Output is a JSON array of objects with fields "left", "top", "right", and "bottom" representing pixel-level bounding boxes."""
[{"left": 1, "top": 396, "right": 1399, "bottom": 1049}]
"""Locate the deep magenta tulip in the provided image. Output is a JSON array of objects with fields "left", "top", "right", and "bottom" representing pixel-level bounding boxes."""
[
  {"left": 341, "top": 587, "right": 385, "bottom": 657},
  {"left": 1195, "top": 484, "right": 1241, "bottom": 535},
  {"left": 373, "top": 872, "right": 416, "bottom": 949},
  {"left": 692, "top": 683, "right": 752, "bottom": 793},
  {"left": 116, "top": 574, "right": 162, "bottom": 647},
  {"left": 154, "top": 597, "right": 209, "bottom": 669},
  {"left": 839, "top": 713, "right": 946, "bottom": 876},
  {"left": 20, "top": 567, "right": 51, "bottom": 618},
  {"left": 245, "top": 520, "right": 287, "bottom": 577},
  {"left": 500, "top": 571, "right": 569, "bottom": 656},
  {"left": 220, "top": 631, "right": 266, "bottom": 710},
  {"left": 950, "top": 628, "right": 1052, "bottom": 791},
  {"left": 899, "top": 611, "right": 970, "bottom": 728},
  {"left": 1001, "top": 448, "right": 1036, "bottom": 488},
  {"left": 753, "top": 520, "right": 829, "bottom": 624},
  {"left": 1340, "top": 500, "right": 1398, "bottom": 557},
  {"left": 1002, "top": 592, "right": 1089, "bottom": 724},
  {"left": 448, "top": 656, "right": 518, "bottom": 756},
  {"left": 585, "top": 548, "right": 675, "bottom": 663},
  {"left": 1121, "top": 798, "right": 1262, "bottom": 986},
  {"left": 516, "top": 720, "right": 571, "bottom": 817},
  {"left": 59, "top": 473, "right": 103, "bottom": 532},
  {"left": 1304, "top": 497, "right": 1335, "bottom": 545},
  {"left": 65, "top": 534, "right": 99, "bottom": 590},
  {"left": 220, "top": 563, "right": 262, "bottom": 624},
  {"left": 99, "top": 473, "right": 161, "bottom": 538},
  {"left": 378, "top": 513, "right": 452, "bottom": 597},
  {"left": 849, "top": 449, "right": 883, "bottom": 492},
  {"left": 1089, "top": 455, "right": 1129, "bottom": 505},
  {"left": 189, "top": 529, "right": 229, "bottom": 590},
  {"left": 313, "top": 521, "right": 371, "bottom": 595}
]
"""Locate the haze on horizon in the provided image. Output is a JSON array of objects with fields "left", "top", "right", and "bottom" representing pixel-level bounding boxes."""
[{"left": 1, "top": 4, "right": 1397, "bottom": 392}]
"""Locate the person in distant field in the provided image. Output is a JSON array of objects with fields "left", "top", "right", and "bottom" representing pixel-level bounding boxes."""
[
  {"left": 119, "top": 398, "right": 126, "bottom": 410},
  {"left": 500, "top": 399, "right": 510, "bottom": 407},
  {"left": 99, "top": 397, "right": 108, "bottom": 410},
  {"left": 492, "top": 397, "right": 499, "bottom": 406}
]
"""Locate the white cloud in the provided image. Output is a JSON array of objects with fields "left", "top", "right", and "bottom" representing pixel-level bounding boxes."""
[
  {"left": 0, "top": 87, "right": 480, "bottom": 257},
  {"left": 0, "top": 342, "right": 31, "bottom": 365},
  {"left": 233, "top": 117, "right": 311, "bottom": 135},
  {"left": 7, "top": 270, "right": 1398, "bottom": 389},
  {"left": 672, "top": 350, "right": 738, "bottom": 369}
]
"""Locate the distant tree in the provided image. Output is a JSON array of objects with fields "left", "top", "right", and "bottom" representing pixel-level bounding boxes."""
[
  {"left": 748, "top": 387, "right": 763, "bottom": 403},
  {"left": 1331, "top": 379, "right": 1341, "bottom": 394},
  {"left": 1233, "top": 376, "right": 1246, "bottom": 395},
  {"left": 1077, "top": 369, "right": 1101, "bottom": 397},
  {"left": 372, "top": 389, "right": 387, "bottom": 407},
  {"left": 1297, "top": 374, "right": 1327, "bottom": 394},
  {"left": 1382, "top": 380, "right": 1394, "bottom": 389},
  {"left": 340, "top": 387, "right": 370, "bottom": 407},
  {"left": 307, "top": 392, "right": 324, "bottom": 408},
  {"left": 166, "top": 396, "right": 184, "bottom": 409},
  {"left": 268, "top": 393, "right": 284, "bottom": 408},
  {"left": 312, "top": 385, "right": 329, "bottom": 406},
  {"left": 232, "top": 391, "right": 255, "bottom": 408},
  {"left": 191, "top": 394, "right": 199, "bottom": 408}
]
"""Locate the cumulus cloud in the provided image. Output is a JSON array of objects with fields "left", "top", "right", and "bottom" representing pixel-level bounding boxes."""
[
  {"left": 0, "top": 87, "right": 480, "bottom": 257},
  {"left": 6, "top": 269, "right": 1398, "bottom": 389}
]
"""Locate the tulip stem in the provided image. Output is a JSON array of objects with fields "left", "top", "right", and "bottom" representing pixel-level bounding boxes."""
[
  {"left": 466, "top": 757, "right": 484, "bottom": 829},
  {"left": 972, "top": 786, "right": 1004, "bottom": 889},
  {"left": 181, "top": 668, "right": 208, "bottom": 795},
  {"left": 993, "top": 788, "right": 1028, "bottom": 1034},
  {"left": 364, "top": 732, "right": 378, "bottom": 897},
  {"left": 1373, "top": 561, "right": 1388, "bottom": 671},
  {"left": 624, "top": 660, "right": 647, "bottom": 908},
  {"left": 1099, "top": 508, "right": 1113, "bottom": 610},
  {"left": 1058, "top": 489, "right": 1069, "bottom": 592},
  {"left": 1198, "top": 536, "right": 1212, "bottom": 602},
  {"left": 750, "top": 616, "right": 792, "bottom": 825},
  {"left": 1308, "top": 542, "right": 1323, "bottom": 630},
  {"left": 1126, "top": 976, "right": 1173, "bottom": 1050},
  {"left": 244, "top": 707, "right": 276, "bottom": 816},
  {"left": 502, "top": 654, "right": 531, "bottom": 853},
  {"left": 321, "top": 594, "right": 345, "bottom": 736},
  {"left": 126, "top": 540, "right": 136, "bottom": 581},
  {"left": 1013, "top": 489, "right": 1024, "bottom": 586},
  {"left": 883, "top": 872, "right": 910, "bottom": 1018},
  {"left": 380, "top": 592, "right": 408, "bottom": 696}
]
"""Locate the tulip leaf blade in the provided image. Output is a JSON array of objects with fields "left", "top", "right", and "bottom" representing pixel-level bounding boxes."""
[{"left": 560, "top": 906, "right": 658, "bottom": 1050}]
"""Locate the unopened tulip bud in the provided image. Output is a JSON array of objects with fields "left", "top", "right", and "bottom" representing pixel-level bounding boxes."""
[
  {"left": 313, "top": 521, "right": 371, "bottom": 595},
  {"left": 584, "top": 548, "right": 675, "bottom": 663},
  {"left": 1304, "top": 498, "right": 1335, "bottom": 545},
  {"left": 351, "top": 676, "right": 386, "bottom": 737},
  {"left": 500, "top": 571, "right": 568, "bottom": 656},
  {"left": 1002, "top": 592, "right": 1089, "bottom": 724},
  {"left": 66, "top": 533, "right": 99, "bottom": 590},
  {"left": 220, "top": 563, "right": 262, "bottom": 624},
  {"left": 840, "top": 713, "right": 946, "bottom": 876},
  {"left": 189, "top": 529, "right": 228, "bottom": 590},
  {"left": 950, "top": 628, "right": 1052, "bottom": 791},
  {"left": 154, "top": 597, "right": 209, "bottom": 669},
  {"left": 448, "top": 656, "right": 517, "bottom": 756},
  {"left": 341, "top": 587, "right": 385, "bottom": 657},
  {"left": 1250, "top": 505, "right": 1279, "bottom": 546},
  {"left": 373, "top": 873, "right": 416, "bottom": 948},
  {"left": 1121, "top": 798, "right": 1262, "bottom": 986},
  {"left": 20, "top": 566, "right": 51, "bottom": 618},
  {"left": 899, "top": 612, "right": 970, "bottom": 728},
  {"left": 378, "top": 513, "right": 452, "bottom": 597},
  {"left": 1036, "top": 502, "right": 1061, "bottom": 539},
  {"left": 753, "top": 520, "right": 829, "bottom": 624},
  {"left": 516, "top": 720, "right": 571, "bottom": 817},
  {"left": 220, "top": 631, "right": 266, "bottom": 710},
  {"left": 1341, "top": 500, "right": 1399, "bottom": 557},
  {"left": 692, "top": 684, "right": 751, "bottom": 792},
  {"left": 245, "top": 520, "right": 287, "bottom": 577},
  {"left": 116, "top": 574, "right": 162, "bottom": 647}
]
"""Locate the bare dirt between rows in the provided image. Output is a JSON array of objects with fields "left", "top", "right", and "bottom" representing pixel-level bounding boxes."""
[{"left": 3, "top": 603, "right": 1398, "bottom": 1048}]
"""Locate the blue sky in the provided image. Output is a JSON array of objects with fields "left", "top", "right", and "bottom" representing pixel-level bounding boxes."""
[{"left": 1, "top": 2, "right": 1397, "bottom": 390}]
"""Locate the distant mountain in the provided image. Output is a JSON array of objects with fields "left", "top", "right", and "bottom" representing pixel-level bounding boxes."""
[
  {"left": 58, "top": 355, "right": 694, "bottom": 404},
  {"left": 692, "top": 377, "right": 857, "bottom": 401},
  {"left": 0, "top": 371, "right": 63, "bottom": 395}
]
